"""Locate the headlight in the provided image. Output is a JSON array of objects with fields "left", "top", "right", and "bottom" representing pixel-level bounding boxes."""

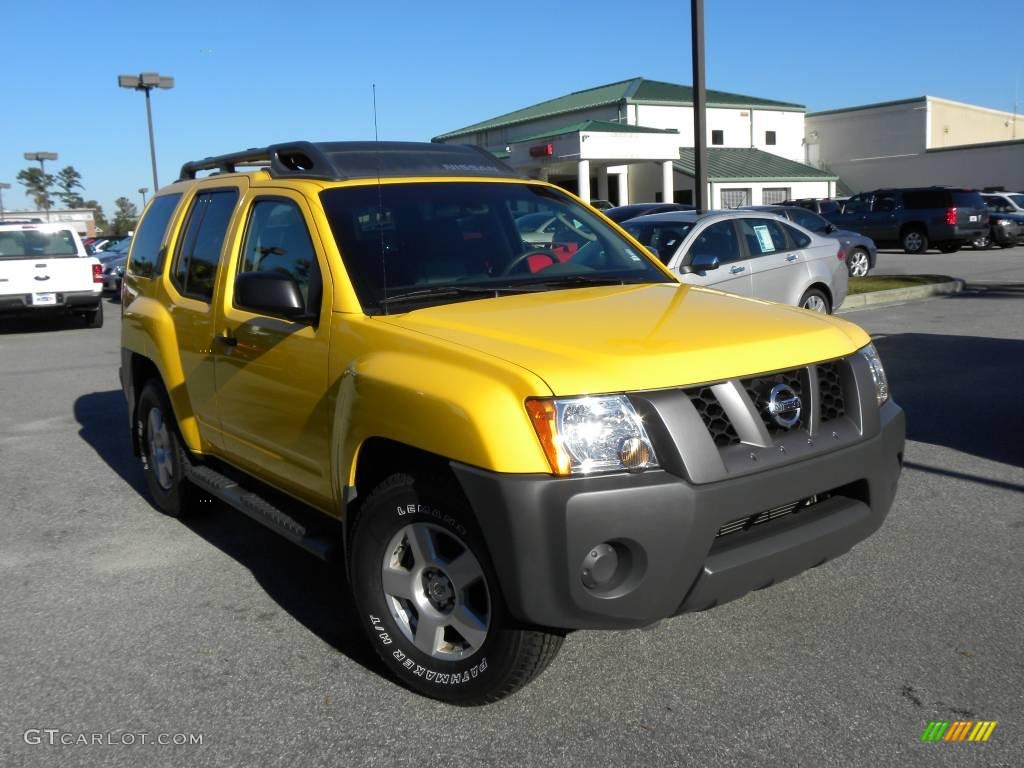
[
  {"left": 996, "top": 219, "right": 1012, "bottom": 226},
  {"left": 526, "top": 395, "right": 658, "bottom": 476},
  {"left": 858, "top": 342, "right": 889, "bottom": 406}
]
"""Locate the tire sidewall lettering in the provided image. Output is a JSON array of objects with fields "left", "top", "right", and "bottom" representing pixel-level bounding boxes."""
[
  {"left": 369, "top": 613, "right": 487, "bottom": 686},
  {"left": 395, "top": 503, "right": 467, "bottom": 538}
]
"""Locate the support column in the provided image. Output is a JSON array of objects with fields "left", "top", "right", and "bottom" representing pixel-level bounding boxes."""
[
  {"left": 597, "top": 166, "right": 609, "bottom": 201},
  {"left": 661, "top": 160, "right": 674, "bottom": 204},
  {"left": 577, "top": 159, "right": 591, "bottom": 202},
  {"left": 616, "top": 168, "right": 629, "bottom": 206}
]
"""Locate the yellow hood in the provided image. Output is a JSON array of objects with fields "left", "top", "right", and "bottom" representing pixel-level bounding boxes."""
[{"left": 379, "top": 283, "right": 870, "bottom": 396}]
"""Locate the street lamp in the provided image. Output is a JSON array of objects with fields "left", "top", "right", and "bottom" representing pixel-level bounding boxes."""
[
  {"left": 23, "top": 152, "right": 58, "bottom": 220},
  {"left": 138, "top": 187, "right": 149, "bottom": 207},
  {"left": 118, "top": 72, "right": 174, "bottom": 192},
  {"left": 0, "top": 183, "right": 9, "bottom": 221}
]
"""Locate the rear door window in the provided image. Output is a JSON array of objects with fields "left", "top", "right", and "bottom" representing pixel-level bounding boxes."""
[
  {"left": 737, "top": 218, "right": 790, "bottom": 256},
  {"left": 843, "top": 195, "right": 871, "bottom": 215},
  {"left": 903, "top": 190, "right": 948, "bottom": 209},
  {"left": 127, "top": 194, "right": 182, "bottom": 277},
  {"left": 951, "top": 191, "right": 984, "bottom": 209},
  {"left": 172, "top": 189, "right": 239, "bottom": 301}
]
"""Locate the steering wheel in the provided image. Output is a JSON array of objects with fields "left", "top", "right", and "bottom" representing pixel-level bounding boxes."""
[{"left": 500, "top": 249, "right": 559, "bottom": 276}]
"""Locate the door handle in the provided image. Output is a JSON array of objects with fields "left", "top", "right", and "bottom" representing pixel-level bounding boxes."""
[
  {"left": 214, "top": 334, "right": 237, "bottom": 347},
  {"left": 786, "top": 255, "right": 798, "bottom": 262},
  {"left": 730, "top": 266, "right": 745, "bottom": 274}
]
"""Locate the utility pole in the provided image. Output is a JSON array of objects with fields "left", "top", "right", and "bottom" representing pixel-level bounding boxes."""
[
  {"left": 691, "top": 0, "right": 708, "bottom": 210},
  {"left": 118, "top": 72, "right": 174, "bottom": 192}
]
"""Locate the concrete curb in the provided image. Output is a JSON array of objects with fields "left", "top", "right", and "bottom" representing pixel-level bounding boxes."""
[{"left": 838, "top": 278, "right": 965, "bottom": 311}]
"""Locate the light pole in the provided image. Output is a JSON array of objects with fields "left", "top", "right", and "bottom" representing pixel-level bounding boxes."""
[
  {"left": 0, "top": 182, "right": 9, "bottom": 221},
  {"left": 690, "top": 0, "right": 708, "bottom": 210},
  {"left": 118, "top": 72, "right": 174, "bottom": 192},
  {"left": 138, "top": 187, "right": 149, "bottom": 208},
  {"left": 23, "top": 152, "right": 58, "bottom": 220}
]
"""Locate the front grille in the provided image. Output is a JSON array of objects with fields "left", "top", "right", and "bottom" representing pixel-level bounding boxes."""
[
  {"left": 742, "top": 369, "right": 807, "bottom": 435},
  {"left": 716, "top": 496, "right": 818, "bottom": 538},
  {"left": 685, "top": 386, "right": 740, "bottom": 447},
  {"left": 817, "top": 362, "right": 846, "bottom": 422}
]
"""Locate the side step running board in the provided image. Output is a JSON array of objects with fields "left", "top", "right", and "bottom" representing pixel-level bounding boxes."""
[{"left": 187, "top": 463, "right": 338, "bottom": 562}]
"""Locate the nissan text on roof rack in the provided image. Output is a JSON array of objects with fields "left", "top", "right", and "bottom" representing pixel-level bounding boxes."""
[
  {"left": 0, "top": 221, "right": 104, "bottom": 327},
  {"left": 120, "top": 140, "right": 905, "bottom": 704}
]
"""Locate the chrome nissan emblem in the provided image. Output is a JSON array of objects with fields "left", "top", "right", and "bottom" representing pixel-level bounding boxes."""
[{"left": 767, "top": 383, "right": 802, "bottom": 428}]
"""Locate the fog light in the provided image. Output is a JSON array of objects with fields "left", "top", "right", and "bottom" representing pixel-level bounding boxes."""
[
  {"left": 619, "top": 437, "right": 653, "bottom": 471},
  {"left": 581, "top": 543, "right": 619, "bottom": 589}
]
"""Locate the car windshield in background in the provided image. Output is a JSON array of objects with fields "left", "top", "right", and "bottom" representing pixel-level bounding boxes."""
[
  {"left": 1008, "top": 194, "right": 1024, "bottom": 207},
  {"left": 320, "top": 182, "right": 671, "bottom": 313},
  {"left": 621, "top": 219, "right": 696, "bottom": 264},
  {"left": 0, "top": 229, "right": 78, "bottom": 259}
]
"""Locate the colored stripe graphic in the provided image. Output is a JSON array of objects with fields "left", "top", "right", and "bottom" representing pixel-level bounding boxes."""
[
  {"left": 944, "top": 721, "right": 971, "bottom": 741},
  {"left": 968, "top": 722, "right": 997, "bottom": 742},
  {"left": 921, "top": 722, "right": 949, "bottom": 741},
  {"left": 922, "top": 720, "right": 997, "bottom": 742}
]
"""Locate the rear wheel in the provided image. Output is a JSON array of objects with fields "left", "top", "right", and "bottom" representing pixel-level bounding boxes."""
[
  {"left": 350, "top": 473, "right": 563, "bottom": 704},
  {"left": 847, "top": 248, "right": 870, "bottom": 277},
  {"left": 136, "top": 380, "right": 203, "bottom": 518},
  {"left": 799, "top": 288, "right": 831, "bottom": 314},
  {"left": 901, "top": 228, "right": 928, "bottom": 254},
  {"left": 82, "top": 302, "right": 103, "bottom": 328},
  {"left": 971, "top": 232, "right": 992, "bottom": 250}
]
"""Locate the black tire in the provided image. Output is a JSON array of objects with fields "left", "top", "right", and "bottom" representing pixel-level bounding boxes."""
[
  {"left": 846, "top": 248, "right": 871, "bottom": 277},
  {"left": 136, "top": 380, "right": 203, "bottom": 518},
  {"left": 937, "top": 243, "right": 961, "bottom": 254},
  {"left": 901, "top": 228, "right": 928, "bottom": 254},
  {"left": 971, "top": 231, "right": 992, "bottom": 250},
  {"left": 799, "top": 287, "right": 831, "bottom": 314},
  {"left": 349, "top": 473, "right": 563, "bottom": 705},
  {"left": 83, "top": 302, "right": 104, "bottom": 328}
]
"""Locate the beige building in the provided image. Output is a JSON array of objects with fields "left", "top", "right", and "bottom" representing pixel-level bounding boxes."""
[{"left": 805, "top": 96, "right": 1023, "bottom": 193}]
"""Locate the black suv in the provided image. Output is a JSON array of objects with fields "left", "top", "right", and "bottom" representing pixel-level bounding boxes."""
[{"left": 825, "top": 188, "right": 988, "bottom": 254}]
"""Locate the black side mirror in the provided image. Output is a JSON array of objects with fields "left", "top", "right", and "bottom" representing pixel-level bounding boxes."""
[
  {"left": 680, "top": 253, "right": 720, "bottom": 274},
  {"left": 235, "top": 272, "right": 310, "bottom": 321}
]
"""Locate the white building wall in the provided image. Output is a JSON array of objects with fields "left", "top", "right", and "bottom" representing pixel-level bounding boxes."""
[
  {"left": 625, "top": 164, "right": 830, "bottom": 207},
  {"left": 805, "top": 101, "right": 929, "bottom": 171},
  {"left": 825, "top": 141, "right": 1024, "bottom": 194},
  {"left": 751, "top": 111, "right": 804, "bottom": 161}
]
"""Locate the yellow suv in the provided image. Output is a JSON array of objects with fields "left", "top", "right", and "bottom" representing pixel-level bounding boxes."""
[{"left": 120, "top": 141, "right": 904, "bottom": 704}]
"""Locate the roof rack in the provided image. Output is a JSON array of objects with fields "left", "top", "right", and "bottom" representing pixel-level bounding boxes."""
[{"left": 178, "top": 141, "right": 522, "bottom": 182}]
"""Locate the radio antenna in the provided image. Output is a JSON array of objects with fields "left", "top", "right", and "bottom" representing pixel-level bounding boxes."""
[{"left": 373, "top": 83, "right": 389, "bottom": 314}]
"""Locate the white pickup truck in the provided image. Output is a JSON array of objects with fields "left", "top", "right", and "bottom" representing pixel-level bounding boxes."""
[{"left": 0, "top": 221, "right": 104, "bottom": 327}]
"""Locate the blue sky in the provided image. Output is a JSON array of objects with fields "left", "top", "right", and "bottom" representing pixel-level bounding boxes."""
[{"left": 2, "top": 0, "right": 1022, "bottom": 217}]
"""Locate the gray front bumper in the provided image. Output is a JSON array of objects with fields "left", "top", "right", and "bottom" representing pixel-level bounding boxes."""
[{"left": 454, "top": 401, "right": 904, "bottom": 631}]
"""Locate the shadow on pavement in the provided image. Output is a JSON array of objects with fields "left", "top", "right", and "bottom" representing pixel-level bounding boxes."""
[
  {"left": 873, "top": 334, "right": 1023, "bottom": 468},
  {"left": 73, "top": 389, "right": 384, "bottom": 680},
  {"left": 960, "top": 282, "right": 1024, "bottom": 299}
]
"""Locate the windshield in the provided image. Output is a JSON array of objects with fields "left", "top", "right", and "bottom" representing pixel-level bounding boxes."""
[
  {"left": 0, "top": 229, "right": 79, "bottom": 259},
  {"left": 621, "top": 219, "right": 696, "bottom": 264},
  {"left": 320, "top": 182, "right": 671, "bottom": 313},
  {"left": 1008, "top": 194, "right": 1024, "bottom": 208}
]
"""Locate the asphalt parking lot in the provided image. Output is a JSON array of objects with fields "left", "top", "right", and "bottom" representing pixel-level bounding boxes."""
[{"left": 2, "top": 247, "right": 1022, "bottom": 768}]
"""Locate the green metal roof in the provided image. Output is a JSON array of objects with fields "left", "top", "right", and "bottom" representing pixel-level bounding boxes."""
[
  {"left": 675, "top": 148, "right": 837, "bottom": 182},
  {"left": 433, "top": 77, "right": 805, "bottom": 141},
  {"left": 510, "top": 119, "right": 679, "bottom": 143}
]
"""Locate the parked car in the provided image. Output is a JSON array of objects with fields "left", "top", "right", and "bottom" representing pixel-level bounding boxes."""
[
  {"left": 981, "top": 191, "right": 1024, "bottom": 214},
  {"left": 99, "top": 240, "right": 131, "bottom": 293},
  {"left": 974, "top": 195, "right": 1024, "bottom": 248},
  {"left": 744, "top": 205, "right": 877, "bottom": 277},
  {"left": 604, "top": 202, "right": 694, "bottom": 223},
  {"left": 119, "top": 139, "right": 902, "bottom": 705},
  {"left": 622, "top": 209, "right": 848, "bottom": 313},
  {"left": 0, "top": 222, "right": 104, "bottom": 326},
  {"left": 780, "top": 198, "right": 845, "bottom": 216},
  {"left": 589, "top": 199, "right": 613, "bottom": 211},
  {"left": 824, "top": 187, "right": 988, "bottom": 254}
]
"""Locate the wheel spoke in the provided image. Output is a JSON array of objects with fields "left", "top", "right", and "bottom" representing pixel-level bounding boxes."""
[
  {"left": 406, "top": 525, "right": 439, "bottom": 568},
  {"left": 449, "top": 605, "right": 488, "bottom": 650},
  {"left": 413, "top": 613, "right": 444, "bottom": 655},
  {"left": 381, "top": 566, "right": 416, "bottom": 601},
  {"left": 445, "top": 551, "right": 482, "bottom": 592}
]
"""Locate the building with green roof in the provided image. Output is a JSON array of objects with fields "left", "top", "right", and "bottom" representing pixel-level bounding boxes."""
[{"left": 433, "top": 77, "right": 836, "bottom": 208}]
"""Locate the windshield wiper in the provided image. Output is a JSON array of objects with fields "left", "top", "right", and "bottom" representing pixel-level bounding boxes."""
[{"left": 378, "top": 284, "right": 533, "bottom": 308}]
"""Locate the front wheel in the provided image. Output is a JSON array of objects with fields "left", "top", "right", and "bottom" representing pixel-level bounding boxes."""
[
  {"left": 799, "top": 288, "right": 831, "bottom": 314},
  {"left": 902, "top": 229, "right": 928, "bottom": 254},
  {"left": 971, "top": 232, "right": 992, "bottom": 250},
  {"left": 847, "top": 248, "right": 871, "bottom": 277},
  {"left": 349, "top": 473, "right": 563, "bottom": 704}
]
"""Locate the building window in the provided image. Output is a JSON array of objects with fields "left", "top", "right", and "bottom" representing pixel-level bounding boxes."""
[
  {"left": 762, "top": 187, "right": 789, "bottom": 205},
  {"left": 711, "top": 130, "right": 724, "bottom": 145},
  {"left": 765, "top": 130, "right": 777, "bottom": 145},
  {"left": 720, "top": 188, "right": 751, "bottom": 209}
]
